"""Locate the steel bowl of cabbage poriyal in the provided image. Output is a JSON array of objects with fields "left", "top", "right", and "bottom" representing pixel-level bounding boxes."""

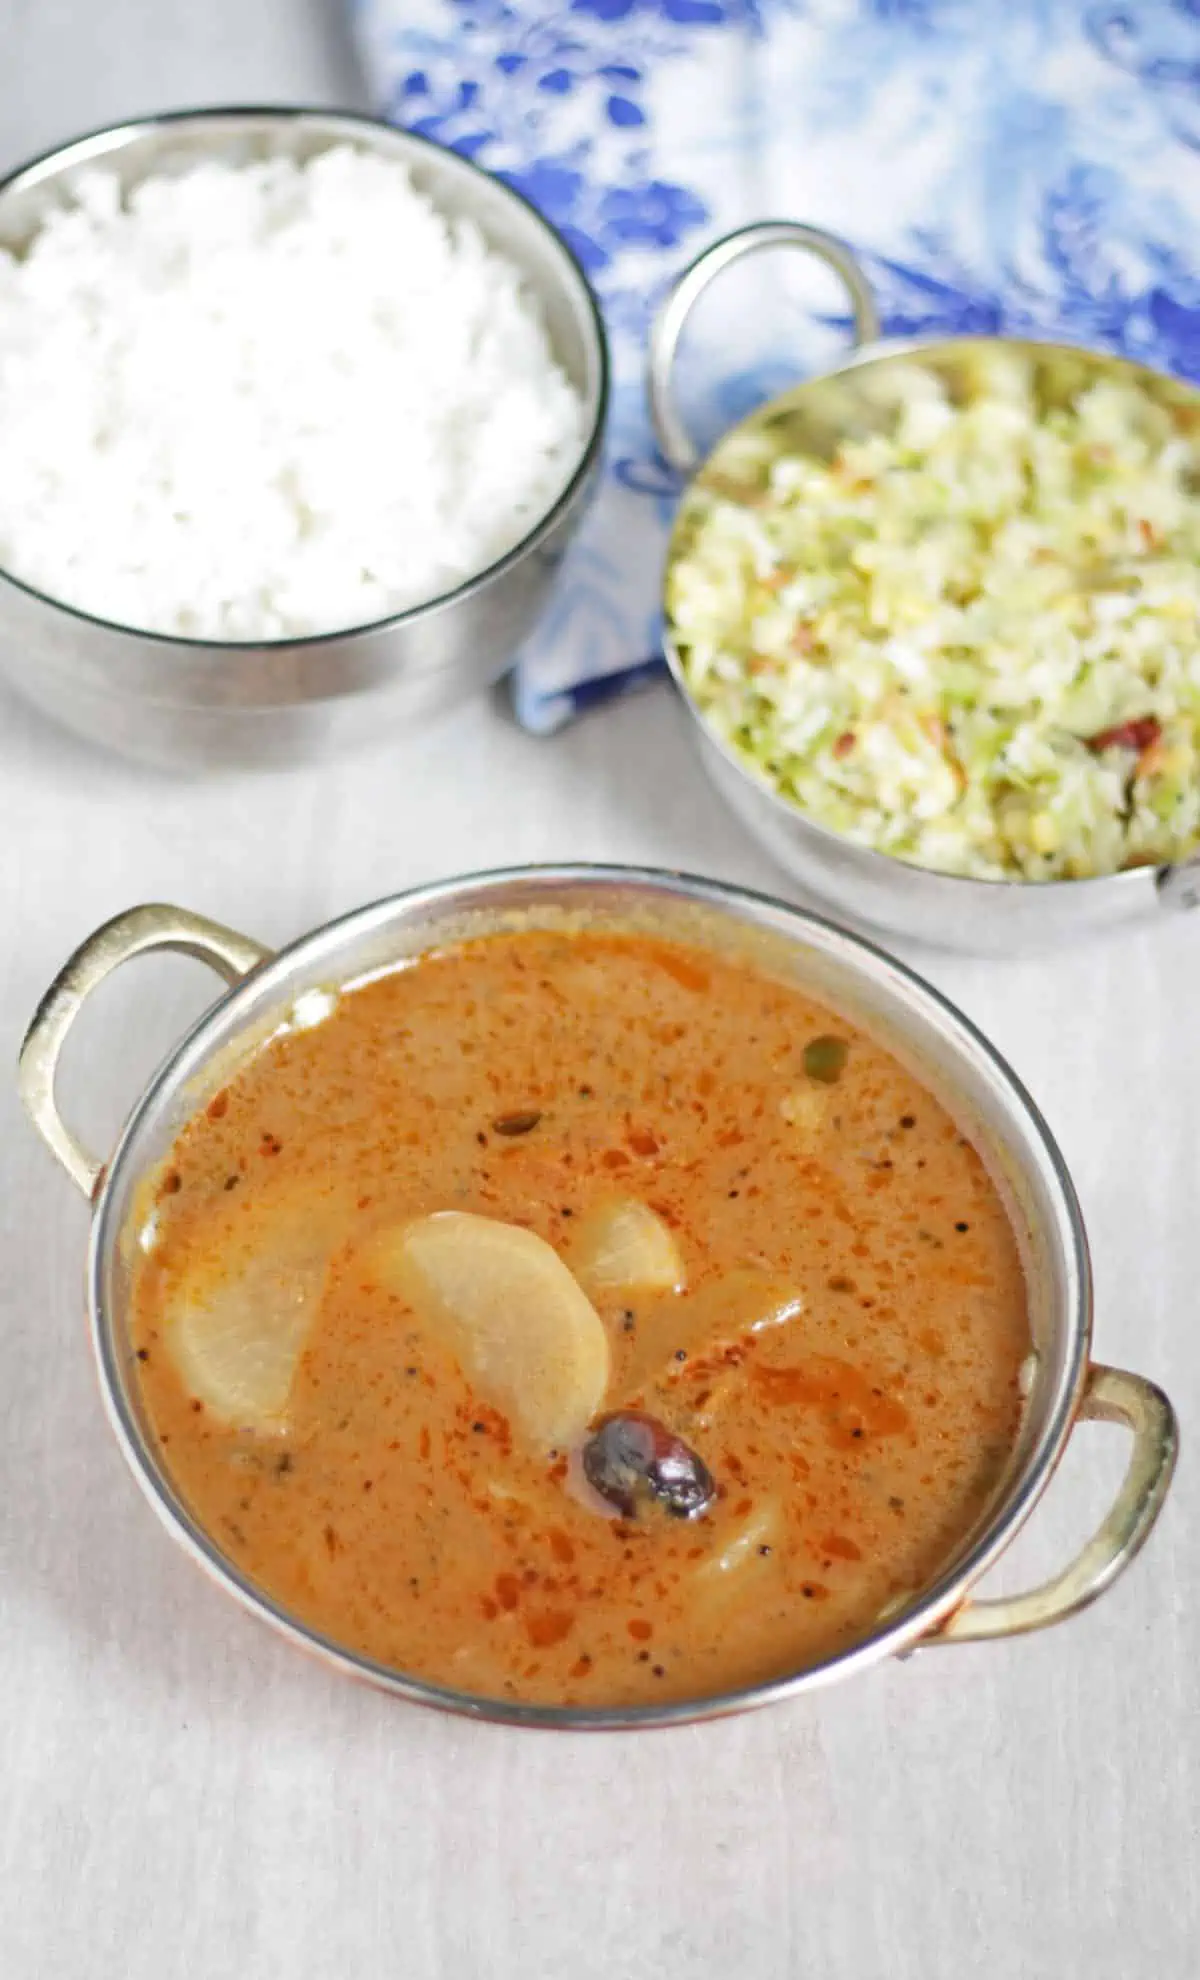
[
  {"left": 19, "top": 867, "right": 1176, "bottom": 1726},
  {"left": 651, "top": 221, "right": 1200, "bottom": 953}
]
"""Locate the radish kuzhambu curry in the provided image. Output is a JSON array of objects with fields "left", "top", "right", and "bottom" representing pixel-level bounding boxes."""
[{"left": 130, "top": 928, "right": 1030, "bottom": 1706}]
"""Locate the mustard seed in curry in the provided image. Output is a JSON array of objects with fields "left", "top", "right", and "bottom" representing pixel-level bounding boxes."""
[{"left": 130, "top": 929, "right": 1030, "bottom": 1707}]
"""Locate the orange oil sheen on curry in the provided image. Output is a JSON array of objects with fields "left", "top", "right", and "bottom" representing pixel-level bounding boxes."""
[{"left": 129, "top": 928, "right": 1030, "bottom": 1707}]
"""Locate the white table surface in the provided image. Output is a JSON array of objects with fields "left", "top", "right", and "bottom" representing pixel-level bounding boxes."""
[{"left": 0, "top": 8, "right": 1196, "bottom": 1977}]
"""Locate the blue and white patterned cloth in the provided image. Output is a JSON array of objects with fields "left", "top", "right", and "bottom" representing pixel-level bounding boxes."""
[{"left": 353, "top": 0, "right": 1200, "bottom": 732}]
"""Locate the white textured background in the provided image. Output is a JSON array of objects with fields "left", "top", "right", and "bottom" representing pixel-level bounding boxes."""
[{"left": 0, "top": 7, "right": 1195, "bottom": 1976}]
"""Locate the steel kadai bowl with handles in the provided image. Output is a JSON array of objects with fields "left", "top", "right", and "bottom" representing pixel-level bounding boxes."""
[
  {"left": 650, "top": 223, "right": 1200, "bottom": 955},
  {"left": 18, "top": 867, "right": 1177, "bottom": 1729},
  {"left": 0, "top": 107, "right": 608, "bottom": 771}
]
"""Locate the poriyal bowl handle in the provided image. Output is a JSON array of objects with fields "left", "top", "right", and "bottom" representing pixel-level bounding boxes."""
[{"left": 648, "top": 220, "right": 882, "bottom": 477}]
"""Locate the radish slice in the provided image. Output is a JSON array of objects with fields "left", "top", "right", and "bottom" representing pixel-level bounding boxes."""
[
  {"left": 168, "top": 1215, "right": 332, "bottom": 1431},
  {"left": 369, "top": 1211, "right": 610, "bottom": 1452},
  {"left": 571, "top": 1198, "right": 685, "bottom": 1297}
]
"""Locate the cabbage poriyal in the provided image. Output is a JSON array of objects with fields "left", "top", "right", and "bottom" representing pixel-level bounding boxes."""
[{"left": 668, "top": 356, "right": 1200, "bottom": 881}]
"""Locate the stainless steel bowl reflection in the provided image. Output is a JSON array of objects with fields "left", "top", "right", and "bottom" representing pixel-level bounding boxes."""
[
  {"left": 18, "top": 865, "right": 1177, "bottom": 1728},
  {"left": 0, "top": 108, "right": 608, "bottom": 770},
  {"left": 651, "top": 223, "right": 1200, "bottom": 954}
]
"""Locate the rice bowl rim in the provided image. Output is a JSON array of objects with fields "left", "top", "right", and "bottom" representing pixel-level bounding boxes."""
[
  {"left": 662, "top": 328, "right": 1200, "bottom": 899},
  {"left": 0, "top": 104, "right": 611, "bottom": 654}
]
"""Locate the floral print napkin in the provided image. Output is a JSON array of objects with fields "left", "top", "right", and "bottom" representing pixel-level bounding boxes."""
[{"left": 353, "top": 0, "right": 1200, "bottom": 731}]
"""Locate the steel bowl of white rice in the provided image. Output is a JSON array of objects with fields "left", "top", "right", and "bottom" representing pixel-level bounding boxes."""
[
  {"left": 0, "top": 107, "right": 608, "bottom": 769},
  {"left": 651, "top": 222, "right": 1200, "bottom": 954}
]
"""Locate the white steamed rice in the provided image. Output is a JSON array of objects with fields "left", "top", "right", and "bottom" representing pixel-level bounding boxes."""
[
  {"left": 0, "top": 146, "right": 586, "bottom": 640},
  {"left": 668, "top": 353, "right": 1200, "bottom": 882}
]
